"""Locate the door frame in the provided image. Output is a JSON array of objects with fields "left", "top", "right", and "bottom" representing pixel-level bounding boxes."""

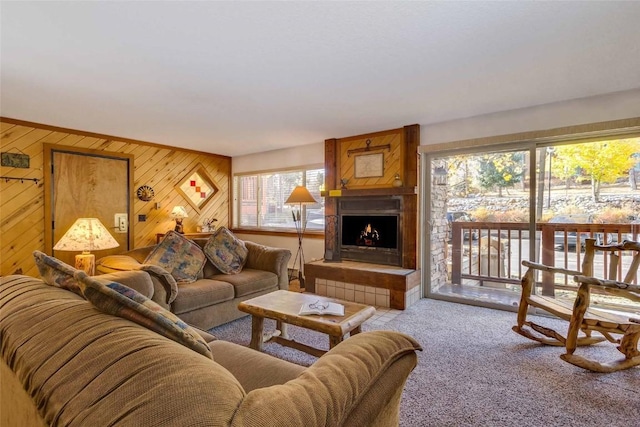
[{"left": 43, "top": 144, "right": 135, "bottom": 255}]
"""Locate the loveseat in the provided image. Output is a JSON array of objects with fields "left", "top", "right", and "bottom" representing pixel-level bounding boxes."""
[
  {"left": 96, "top": 234, "right": 291, "bottom": 330},
  {"left": 0, "top": 274, "right": 422, "bottom": 427}
]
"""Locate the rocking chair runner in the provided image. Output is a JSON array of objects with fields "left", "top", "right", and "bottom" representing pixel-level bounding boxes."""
[{"left": 513, "top": 238, "right": 640, "bottom": 372}]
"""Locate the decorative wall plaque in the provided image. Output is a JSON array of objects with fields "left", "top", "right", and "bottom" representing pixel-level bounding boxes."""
[
  {"left": 175, "top": 164, "right": 218, "bottom": 212},
  {"left": 354, "top": 153, "right": 384, "bottom": 178},
  {"left": 136, "top": 185, "right": 155, "bottom": 201},
  {"left": 1, "top": 152, "right": 30, "bottom": 168}
]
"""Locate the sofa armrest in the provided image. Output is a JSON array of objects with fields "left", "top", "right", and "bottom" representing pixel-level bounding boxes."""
[
  {"left": 243, "top": 241, "right": 291, "bottom": 290},
  {"left": 96, "top": 255, "right": 178, "bottom": 307},
  {"left": 96, "top": 270, "right": 155, "bottom": 299},
  {"left": 121, "top": 245, "right": 156, "bottom": 264},
  {"left": 230, "top": 331, "right": 421, "bottom": 427}
]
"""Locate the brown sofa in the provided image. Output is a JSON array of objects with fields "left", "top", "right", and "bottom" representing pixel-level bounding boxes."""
[
  {"left": 96, "top": 238, "right": 291, "bottom": 330},
  {"left": 1, "top": 274, "right": 422, "bottom": 427}
]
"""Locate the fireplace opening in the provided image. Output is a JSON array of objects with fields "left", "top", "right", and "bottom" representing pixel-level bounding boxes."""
[{"left": 341, "top": 215, "right": 398, "bottom": 249}]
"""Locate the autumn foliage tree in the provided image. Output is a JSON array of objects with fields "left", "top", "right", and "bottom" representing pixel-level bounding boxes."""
[
  {"left": 552, "top": 139, "right": 640, "bottom": 202},
  {"left": 477, "top": 152, "right": 524, "bottom": 196}
]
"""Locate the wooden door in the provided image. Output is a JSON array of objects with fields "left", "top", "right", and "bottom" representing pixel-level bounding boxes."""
[{"left": 44, "top": 145, "right": 133, "bottom": 266}]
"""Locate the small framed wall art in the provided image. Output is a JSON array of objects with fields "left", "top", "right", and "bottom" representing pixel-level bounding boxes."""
[
  {"left": 175, "top": 164, "right": 219, "bottom": 213},
  {"left": 354, "top": 152, "right": 384, "bottom": 178}
]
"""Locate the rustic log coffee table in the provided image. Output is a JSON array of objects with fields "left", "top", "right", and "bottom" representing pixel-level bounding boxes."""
[{"left": 238, "top": 290, "right": 376, "bottom": 357}]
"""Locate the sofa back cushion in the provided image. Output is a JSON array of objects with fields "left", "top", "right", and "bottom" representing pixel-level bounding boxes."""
[
  {"left": 203, "top": 227, "right": 248, "bottom": 275},
  {"left": 144, "top": 231, "right": 206, "bottom": 283},
  {"left": 73, "top": 270, "right": 213, "bottom": 359}
]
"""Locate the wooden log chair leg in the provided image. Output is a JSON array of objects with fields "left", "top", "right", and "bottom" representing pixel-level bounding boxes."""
[
  {"left": 564, "top": 283, "right": 590, "bottom": 357},
  {"left": 561, "top": 285, "right": 639, "bottom": 373},
  {"left": 513, "top": 269, "right": 567, "bottom": 346},
  {"left": 514, "top": 269, "right": 533, "bottom": 330},
  {"left": 618, "top": 331, "right": 640, "bottom": 359}
]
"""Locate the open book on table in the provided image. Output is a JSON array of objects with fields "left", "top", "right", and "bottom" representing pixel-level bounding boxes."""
[{"left": 299, "top": 300, "right": 345, "bottom": 316}]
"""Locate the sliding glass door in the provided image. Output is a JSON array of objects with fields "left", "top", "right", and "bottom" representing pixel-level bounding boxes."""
[
  {"left": 423, "top": 136, "right": 640, "bottom": 313},
  {"left": 425, "top": 145, "right": 533, "bottom": 309}
]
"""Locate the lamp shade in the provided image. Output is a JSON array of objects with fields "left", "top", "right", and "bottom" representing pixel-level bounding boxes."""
[
  {"left": 170, "top": 206, "right": 189, "bottom": 219},
  {"left": 53, "top": 218, "right": 119, "bottom": 253},
  {"left": 285, "top": 186, "right": 317, "bottom": 205}
]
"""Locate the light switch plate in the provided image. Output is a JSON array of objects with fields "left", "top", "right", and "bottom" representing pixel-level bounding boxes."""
[{"left": 114, "top": 213, "right": 128, "bottom": 233}]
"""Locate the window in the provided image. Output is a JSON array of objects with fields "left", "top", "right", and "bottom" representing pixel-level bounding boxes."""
[{"left": 234, "top": 166, "right": 324, "bottom": 231}]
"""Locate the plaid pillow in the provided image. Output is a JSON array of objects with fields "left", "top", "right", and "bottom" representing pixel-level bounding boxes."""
[
  {"left": 33, "top": 250, "right": 84, "bottom": 297},
  {"left": 73, "top": 270, "right": 213, "bottom": 359},
  {"left": 203, "top": 227, "right": 248, "bottom": 274},
  {"left": 144, "top": 231, "right": 206, "bottom": 284}
]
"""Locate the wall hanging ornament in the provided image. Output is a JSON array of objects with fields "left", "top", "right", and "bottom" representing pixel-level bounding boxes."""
[{"left": 136, "top": 185, "right": 155, "bottom": 201}]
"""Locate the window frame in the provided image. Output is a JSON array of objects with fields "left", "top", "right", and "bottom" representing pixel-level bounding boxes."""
[{"left": 233, "top": 164, "right": 325, "bottom": 234}]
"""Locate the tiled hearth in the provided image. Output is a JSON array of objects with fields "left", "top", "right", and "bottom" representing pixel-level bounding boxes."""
[
  {"left": 313, "top": 278, "right": 421, "bottom": 309},
  {"left": 305, "top": 260, "right": 421, "bottom": 310}
]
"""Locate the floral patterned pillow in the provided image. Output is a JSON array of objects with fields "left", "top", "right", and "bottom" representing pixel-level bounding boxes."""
[
  {"left": 33, "top": 250, "right": 84, "bottom": 297},
  {"left": 73, "top": 270, "right": 213, "bottom": 359},
  {"left": 144, "top": 231, "right": 206, "bottom": 284},
  {"left": 203, "top": 227, "right": 248, "bottom": 274}
]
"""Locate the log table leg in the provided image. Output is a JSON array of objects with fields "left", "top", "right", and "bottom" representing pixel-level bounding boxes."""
[
  {"left": 329, "top": 334, "right": 343, "bottom": 349},
  {"left": 249, "top": 316, "right": 264, "bottom": 351},
  {"left": 277, "top": 320, "right": 289, "bottom": 339}
]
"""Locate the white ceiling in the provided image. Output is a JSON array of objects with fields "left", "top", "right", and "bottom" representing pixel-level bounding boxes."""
[{"left": 2, "top": 2, "right": 640, "bottom": 157}]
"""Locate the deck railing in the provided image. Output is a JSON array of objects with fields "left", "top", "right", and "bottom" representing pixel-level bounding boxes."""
[{"left": 450, "top": 221, "right": 640, "bottom": 295}]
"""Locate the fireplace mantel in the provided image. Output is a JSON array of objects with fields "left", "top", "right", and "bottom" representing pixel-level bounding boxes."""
[{"left": 321, "top": 187, "right": 417, "bottom": 198}]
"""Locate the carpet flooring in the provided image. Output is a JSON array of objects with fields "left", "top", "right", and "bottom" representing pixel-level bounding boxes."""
[{"left": 210, "top": 299, "right": 639, "bottom": 427}]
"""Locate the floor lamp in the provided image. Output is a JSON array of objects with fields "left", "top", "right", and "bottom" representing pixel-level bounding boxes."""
[{"left": 285, "top": 185, "right": 317, "bottom": 288}]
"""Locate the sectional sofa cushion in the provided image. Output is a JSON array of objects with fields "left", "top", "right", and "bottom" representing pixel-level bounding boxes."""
[
  {"left": 144, "top": 231, "right": 206, "bottom": 284},
  {"left": 203, "top": 227, "right": 248, "bottom": 274},
  {"left": 73, "top": 270, "right": 213, "bottom": 359},
  {"left": 170, "top": 279, "right": 235, "bottom": 315},
  {"left": 33, "top": 250, "right": 83, "bottom": 296},
  {"left": 209, "top": 269, "right": 278, "bottom": 298}
]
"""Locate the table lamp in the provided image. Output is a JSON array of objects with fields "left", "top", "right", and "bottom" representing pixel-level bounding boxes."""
[
  {"left": 285, "top": 186, "right": 318, "bottom": 287},
  {"left": 53, "top": 218, "right": 120, "bottom": 275},
  {"left": 170, "top": 206, "right": 188, "bottom": 233}
]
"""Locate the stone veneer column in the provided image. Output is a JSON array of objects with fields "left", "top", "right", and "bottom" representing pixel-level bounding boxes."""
[{"left": 430, "top": 167, "right": 449, "bottom": 291}]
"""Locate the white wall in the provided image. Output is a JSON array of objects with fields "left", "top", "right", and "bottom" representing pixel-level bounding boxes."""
[
  {"left": 421, "top": 89, "right": 640, "bottom": 146},
  {"left": 233, "top": 142, "right": 324, "bottom": 173}
]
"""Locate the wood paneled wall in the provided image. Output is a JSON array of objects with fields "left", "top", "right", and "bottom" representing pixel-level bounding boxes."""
[
  {"left": 0, "top": 118, "right": 231, "bottom": 277},
  {"left": 337, "top": 129, "right": 403, "bottom": 189}
]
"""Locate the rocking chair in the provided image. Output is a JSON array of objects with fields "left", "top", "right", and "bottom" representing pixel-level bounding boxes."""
[{"left": 513, "top": 238, "right": 640, "bottom": 372}]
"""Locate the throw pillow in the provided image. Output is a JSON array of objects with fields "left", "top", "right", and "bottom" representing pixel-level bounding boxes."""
[
  {"left": 144, "top": 231, "right": 206, "bottom": 284},
  {"left": 203, "top": 227, "right": 248, "bottom": 275},
  {"left": 33, "top": 250, "right": 84, "bottom": 297},
  {"left": 73, "top": 270, "right": 213, "bottom": 359}
]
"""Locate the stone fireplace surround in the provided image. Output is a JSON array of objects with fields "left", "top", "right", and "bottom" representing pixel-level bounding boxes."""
[{"left": 304, "top": 124, "right": 421, "bottom": 310}]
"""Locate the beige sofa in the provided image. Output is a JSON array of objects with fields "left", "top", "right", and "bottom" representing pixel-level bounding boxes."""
[
  {"left": 1, "top": 274, "right": 421, "bottom": 427},
  {"left": 96, "top": 238, "right": 291, "bottom": 330}
]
